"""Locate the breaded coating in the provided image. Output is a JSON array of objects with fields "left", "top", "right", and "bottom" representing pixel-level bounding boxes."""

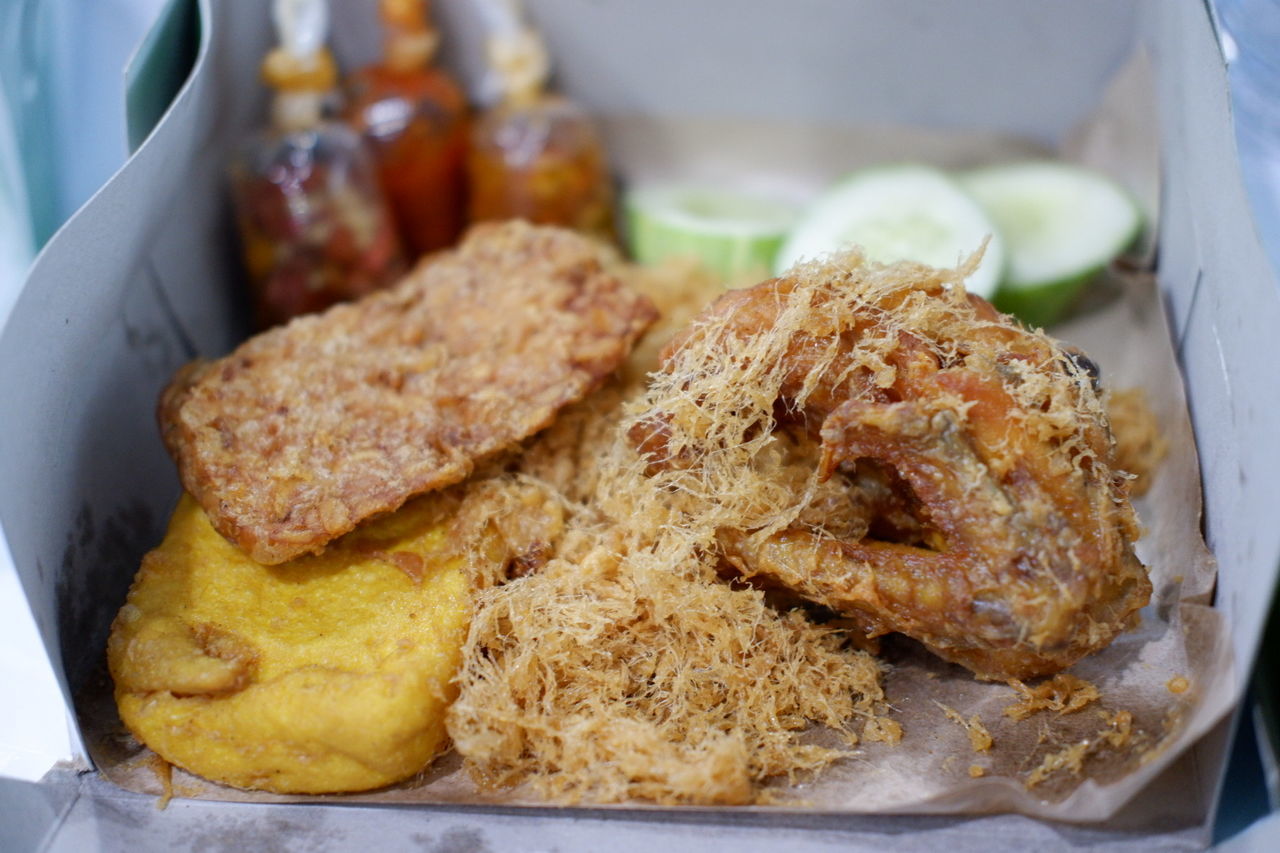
[
  {"left": 108, "top": 492, "right": 471, "bottom": 794},
  {"left": 159, "top": 222, "right": 657, "bottom": 564}
]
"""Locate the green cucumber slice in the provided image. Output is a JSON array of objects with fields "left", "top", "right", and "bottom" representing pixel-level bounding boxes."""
[
  {"left": 959, "top": 162, "right": 1142, "bottom": 326},
  {"left": 773, "top": 165, "right": 1003, "bottom": 298},
  {"left": 625, "top": 185, "right": 801, "bottom": 282}
]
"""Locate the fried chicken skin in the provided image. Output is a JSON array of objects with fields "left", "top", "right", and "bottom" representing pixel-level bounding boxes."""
[
  {"left": 160, "top": 222, "right": 657, "bottom": 564},
  {"left": 635, "top": 255, "right": 1151, "bottom": 681}
]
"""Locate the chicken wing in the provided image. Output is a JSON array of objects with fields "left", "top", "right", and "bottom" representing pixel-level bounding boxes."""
[{"left": 637, "top": 254, "right": 1150, "bottom": 681}]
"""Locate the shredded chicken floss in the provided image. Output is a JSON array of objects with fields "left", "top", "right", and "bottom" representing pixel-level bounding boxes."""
[
  {"left": 444, "top": 261, "right": 889, "bottom": 806},
  {"left": 629, "top": 250, "right": 1150, "bottom": 681},
  {"left": 445, "top": 250, "right": 1151, "bottom": 805}
]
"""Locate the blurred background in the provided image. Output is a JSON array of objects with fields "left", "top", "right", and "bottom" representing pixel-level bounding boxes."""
[
  {"left": 0, "top": 0, "right": 168, "bottom": 319},
  {"left": 3, "top": 0, "right": 1278, "bottom": 319}
]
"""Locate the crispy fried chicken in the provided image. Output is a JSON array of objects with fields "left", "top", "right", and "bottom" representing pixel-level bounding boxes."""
[{"left": 635, "top": 255, "right": 1150, "bottom": 680}]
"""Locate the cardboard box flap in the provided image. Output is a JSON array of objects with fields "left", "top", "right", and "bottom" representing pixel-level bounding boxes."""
[
  {"left": 0, "top": 0, "right": 228, "bottom": 726},
  {"left": 1150, "top": 0, "right": 1280, "bottom": 679},
  {"left": 124, "top": 0, "right": 200, "bottom": 154}
]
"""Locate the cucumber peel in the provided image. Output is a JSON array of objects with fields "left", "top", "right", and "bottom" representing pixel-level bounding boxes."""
[
  {"left": 959, "top": 162, "right": 1142, "bottom": 326},
  {"left": 625, "top": 185, "right": 801, "bottom": 283},
  {"left": 773, "top": 165, "right": 1004, "bottom": 299},
  {"left": 990, "top": 269, "right": 1096, "bottom": 330}
]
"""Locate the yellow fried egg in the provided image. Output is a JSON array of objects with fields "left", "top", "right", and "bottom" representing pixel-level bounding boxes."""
[{"left": 107, "top": 493, "right": 469, "bottom": 794}]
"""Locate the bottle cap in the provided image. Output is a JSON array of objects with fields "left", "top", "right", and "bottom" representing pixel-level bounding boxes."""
[
  {"left": 261, "top": 0, "right": 337, "bottom": 92},
  {"left": 381, "top": 0, "right": 440, "bottom": 72},
  {"left": 261, "top": 47, "right": 338, "bottom": 92},
  {"left": 477, "top": 0, "right": 549, "bottom": 104}
]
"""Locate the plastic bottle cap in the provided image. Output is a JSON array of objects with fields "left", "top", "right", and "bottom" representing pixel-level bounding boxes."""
[
  {"left": 381, "top": 0, "right": 440, "bottom": 72},
  {"left": 261, "top": 47, "right": 338, "bottom": 92},
  {"left": 476, "top": 0, "right": 550, "bottom": 104}
]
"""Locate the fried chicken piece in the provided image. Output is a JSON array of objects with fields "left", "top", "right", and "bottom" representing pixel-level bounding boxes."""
[
  {"left": 642, "top": 255, "right": 1150, "bottom": 681},
  {"left": 160, "top": 222, "right": 657, "bottom": 564}
]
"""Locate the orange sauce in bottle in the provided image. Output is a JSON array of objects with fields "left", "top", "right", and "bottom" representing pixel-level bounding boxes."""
[
  {"left": 230, "top": 22, "right": 405, "bottom": 329},
  {"left": 469, "top": 94, "right": 614, "bottom": 240},
  {"left": 346, "top": 0, "right": 469, "bottom": 256},
  {"left": 467, "top": 6, "right": 615, "bottom": 241}
]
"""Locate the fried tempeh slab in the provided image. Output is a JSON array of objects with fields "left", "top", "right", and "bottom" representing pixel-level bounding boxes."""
[{"left": 160, "top": 222, "right": 657, "bottom": 564}]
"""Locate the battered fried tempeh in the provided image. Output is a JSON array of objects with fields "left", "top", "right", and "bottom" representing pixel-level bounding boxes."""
[
  {"left": 160, "top": 222, "right": 657, "bottom": 564},
  {"left": 636, "top": 251, "right": 1151, "bottom": 681}
]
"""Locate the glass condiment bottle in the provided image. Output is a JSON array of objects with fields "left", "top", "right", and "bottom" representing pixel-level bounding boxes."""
[
  {"left": 345, "top": 0, "right": 470, "bottom": 257},
  {"left": 229, "top": 0, "right": 405, "bottom": 329},
  {"left": 467, "top": 3, "right": 615, "bottom": 240}
]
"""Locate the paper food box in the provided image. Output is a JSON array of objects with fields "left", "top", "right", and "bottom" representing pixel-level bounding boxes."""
[{"left": 2, "top": 0, "right": 1277, "bottom": 848}]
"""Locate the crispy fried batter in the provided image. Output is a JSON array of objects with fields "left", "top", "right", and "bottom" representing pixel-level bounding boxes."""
[
  {"left": 512, "top": 258, "right": 728, "bottom": 504},
  {"left": 1004, "top": 673, "right": 1101, "bottom": 720},
  {"left": 1025, "top": 710, "right": 1134, "bottom": 788},
  {"left": 936, "top": 702, "right": 994, "bottom": 753},
  {"left": 633, "top": 249, "right": 1151, "bottom": 681},
  {"left": 108, "top": 492, "right": 471, "bottom": 794},
  {"left": 1107, "top": 388, "right": 1167, "bottom": 497},
  {"left": 159, "top": 222, "right": 657, "bottom": 564}
]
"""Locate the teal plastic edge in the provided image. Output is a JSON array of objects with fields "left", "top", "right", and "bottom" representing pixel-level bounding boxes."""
[{"left": 124, "top": 0, "right": 200, "bottom": 154}]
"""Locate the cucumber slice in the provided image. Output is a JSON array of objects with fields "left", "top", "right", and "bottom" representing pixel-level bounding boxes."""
[
  {"left": 625, "top": 185, "right": 801, "bottom": 283},
  {"left": 959, "top": 162, "right": 1142, "bottom": 326},
  {"left": 773, "top": 165, "right": 1003, "bottom": 298}
]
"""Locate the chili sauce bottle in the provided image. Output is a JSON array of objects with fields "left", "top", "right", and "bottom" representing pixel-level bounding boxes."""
[
  {"left": 345, "top": 0, "right": 470, "bottom": 257},
  {"left": 230, "top": 0, "right": 405, "bottom": 328},
  {"left": 468, "top": 0, "right": 615, "bottom": 240}
]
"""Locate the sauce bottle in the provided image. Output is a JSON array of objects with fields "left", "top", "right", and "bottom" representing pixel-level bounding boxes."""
[
  {"left": 345, "top": 0, "right": 470, "bottom": 257},
  {"left": 230, "top": 0, "right": 405, "bottom": 328},
  {"left": 468, "top": 0, "right": 615, "bottom": 240}
]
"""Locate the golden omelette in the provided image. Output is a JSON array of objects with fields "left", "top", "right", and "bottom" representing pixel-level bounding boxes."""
[{"left": 107, "top": 493, "right": 469, "bottom": 794}]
